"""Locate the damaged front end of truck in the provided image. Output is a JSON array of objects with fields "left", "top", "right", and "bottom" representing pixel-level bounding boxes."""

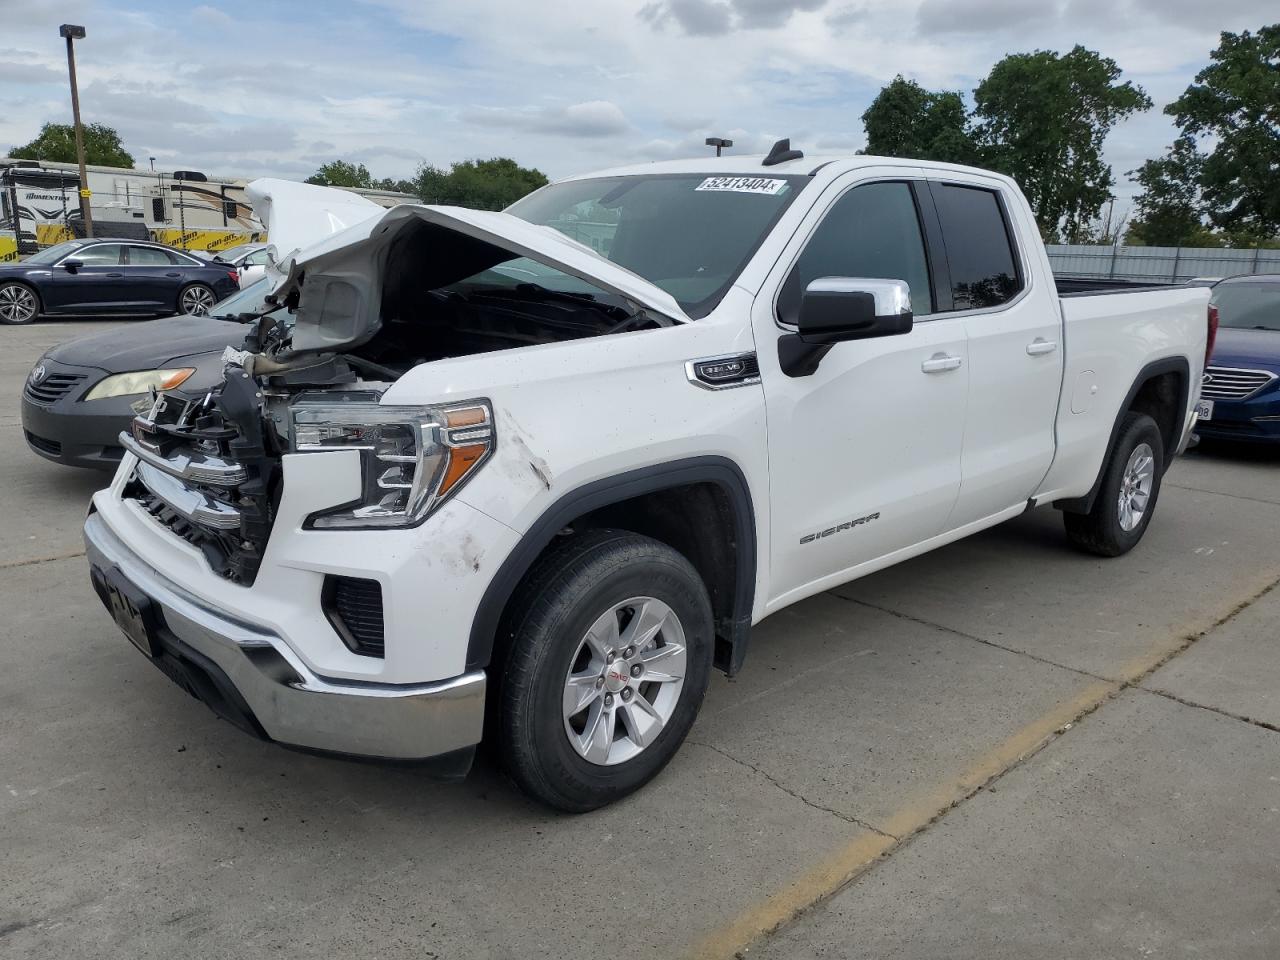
[{"left": 116, "top": 185, "right": 687, "bottom": 585}]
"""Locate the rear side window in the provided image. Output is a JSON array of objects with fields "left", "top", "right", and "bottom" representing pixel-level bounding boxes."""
[
  {"left": 778, "top": 181, "right": 933, "bottom": 324},
  {"left": 126, "top": 245, "right": 174, "bottom": 266},
  {"left": 932, "top": 184, "right": 1021, "bottom": 310}
]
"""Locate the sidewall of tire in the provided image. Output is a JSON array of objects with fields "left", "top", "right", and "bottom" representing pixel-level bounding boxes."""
[
  {"left": 1072, "top": 412, "right": 1165, "bottom": 555},
  {"left": 500, "top": 533, "right": 713, "bottom": 811}
]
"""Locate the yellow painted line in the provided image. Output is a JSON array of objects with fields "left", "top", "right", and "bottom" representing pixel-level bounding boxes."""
[
  {"left": 687, "top": 678, "right": 1117, "bottom": 960},
  {"left": 688, "top": 571, "right": 1280, "bottom": 960}
]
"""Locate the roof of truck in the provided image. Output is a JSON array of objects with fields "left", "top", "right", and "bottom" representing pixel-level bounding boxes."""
[{"left": 557, "top": 153, "right": 1010, "bottom": 183}]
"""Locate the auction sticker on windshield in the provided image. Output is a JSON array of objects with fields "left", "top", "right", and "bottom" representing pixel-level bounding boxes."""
[{"left": 695, "top": 177, "right": 788, "bottom": 195}]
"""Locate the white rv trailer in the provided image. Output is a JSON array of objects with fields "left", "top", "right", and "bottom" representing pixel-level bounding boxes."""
[{"left": 0, "top": 158, "right": 414, "bottom": 261}]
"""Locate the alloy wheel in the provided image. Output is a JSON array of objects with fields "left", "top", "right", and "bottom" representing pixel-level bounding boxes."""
[
  {"left": 1117, "top": 441, "right": 1155, "bottom": 532},
  {"left": 180, "top": 285, "right": 216, "bottom": 316},
  {"left": 0, "top": 284, "right": 37, "bottom": 323},
  {"left": 562, "top": 596, "right": 687, "bottom": 766}
]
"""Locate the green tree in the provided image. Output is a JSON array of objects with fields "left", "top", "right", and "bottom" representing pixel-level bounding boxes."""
[
  {"left": 973, "top": 46, "right": 1151, "bottom": 242},
  {"left": 305, "top": 160, "right": 374, "bottom": 188},
  {"left": 1126, "top": 135, "right": 1217, "bottom": 246},
  {"left": 862, "top": 76, "right": 978, "bottom": 164},
  {"left": 413, "top": 157, "right": 548, "bottom": 210},
  {"left": 1165, "top": 25, "right": 1280, "bottom": 240},
  {"left": 9, "top": 121, "right": 135, "bottom": 167}
]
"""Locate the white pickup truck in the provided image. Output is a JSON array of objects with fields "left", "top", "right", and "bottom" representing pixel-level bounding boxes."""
[{"left": 84, "top": 145, "right": 1214, "bottom": 811}]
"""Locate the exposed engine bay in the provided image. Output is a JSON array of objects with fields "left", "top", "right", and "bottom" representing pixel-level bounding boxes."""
[{"left": 118, "top": 214, "right": 675, "bottom": 586}]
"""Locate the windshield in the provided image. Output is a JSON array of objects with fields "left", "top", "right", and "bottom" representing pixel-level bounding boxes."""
[
  {"left": 505, "top": 173, "right": 807, "bottom": 317},
  {"left": 1212, "top": 283, "right": 1280, "bottom": 332},
  {"left": 24, "top": 239, "right": 87, "bottom": 265},
  {"left": 209, "top": 278, "right": 281, "bottom": 320}
]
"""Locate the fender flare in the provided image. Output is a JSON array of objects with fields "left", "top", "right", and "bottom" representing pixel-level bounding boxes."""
[
  {"left": 1055, "top": 355, "right": 1190, "bottom": 515},
  {"left": 465, "top": 455, "right": 757, "bottom": 675}
]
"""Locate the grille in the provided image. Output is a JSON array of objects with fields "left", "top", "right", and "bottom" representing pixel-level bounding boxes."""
[
  {"left": 325, "top": 576, "right": 385, "bottom": 658},
  {"left": 24, "top": 430, "right": 62, "bottom": 456},
  {"left": 1201, "top": 366, "right": 1277, "bottom": 401},
  {"left": 24, "top": 372, "right": 86, "bottom": 405}
]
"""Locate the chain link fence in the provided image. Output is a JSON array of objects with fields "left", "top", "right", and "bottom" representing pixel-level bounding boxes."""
[{"left": 1047, "top": 244, "right": 1280, "bottom": 283}]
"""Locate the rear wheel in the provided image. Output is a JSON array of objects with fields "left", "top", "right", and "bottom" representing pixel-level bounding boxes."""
[
  {"left": 1064, "top": 411, "right": 1165, "bottom": 557},
  {"left": 498, "top": 530, "right": 713, "bottom": 812},
  {"left": 0, "top": 282, "right": 40, "bottom": 324},
  {"left": 178, "top": 283, "right": 216, "bottom": 316}
]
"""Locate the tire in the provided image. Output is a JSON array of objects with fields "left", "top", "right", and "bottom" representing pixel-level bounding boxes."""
[
  {"left": 177, "top": 283, "right": 216, "bottom": 316},
  {"left": 0, "top": 281, "right": 41, "bottom": 325},
  {"left": 1064, "top": 412, "right": 1165, "bottom": 557},
  {"left": 497, "top": 529, "right": 714, "bottom": 812}
]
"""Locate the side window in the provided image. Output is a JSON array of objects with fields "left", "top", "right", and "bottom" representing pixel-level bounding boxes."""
[
  {"left": 931, "top": 184, "right": 1022, "bottom": 310},
  {"left": 245, "top": 250, "right": 269, "bottom": 266},
  {"left": 72, "top": 244, "right": 123, "bottom": 266},
  {"left": 126, "top": 245, "right": 174, "bottom": 266},
  {"left": 778, "top": 181, "right": 932, "bottom": 324}
]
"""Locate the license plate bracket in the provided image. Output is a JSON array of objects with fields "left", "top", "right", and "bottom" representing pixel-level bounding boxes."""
[{"left": 91, "top": 565, "right": 161, "bottom": 658}]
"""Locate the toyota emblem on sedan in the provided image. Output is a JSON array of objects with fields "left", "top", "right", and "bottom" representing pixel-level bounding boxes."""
[{"left": 28, "top": 363, "right": 47, "bottom": 385}]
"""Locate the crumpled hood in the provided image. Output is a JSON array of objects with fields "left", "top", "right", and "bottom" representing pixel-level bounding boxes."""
[
  {"left": 263, "top": 203, "right": 691, "bottom": 354},
  {"left": 244, "top": 178, "right": 384, "bottom": 266},
  {"left": 47, "top": 317, "right": 247, "bottom": 371},
  {"left": 1209, "top": 327, "right": 1280, "bottom": 370}
]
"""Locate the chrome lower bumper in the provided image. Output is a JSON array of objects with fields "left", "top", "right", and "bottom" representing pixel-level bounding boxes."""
[{"left": 83, "top": 511, "right": 486, "bottom": 763}]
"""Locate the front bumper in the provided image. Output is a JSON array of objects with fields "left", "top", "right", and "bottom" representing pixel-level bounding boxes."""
[
  {"left": 1196, "top": 393, "right": 1280, "bottom": 445},
  {"left": 84, "top": 510, "right": 487, "bottom": 766},
  {"left": 21, "top": 362, "right": 130, "bottom": 470}
]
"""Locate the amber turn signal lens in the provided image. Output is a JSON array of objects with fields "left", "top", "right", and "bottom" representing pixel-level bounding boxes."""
[
  {"left": 438, "top": 444, "right": 487, "bottom": 497},
  {"left": 445, "top": 407, "right": 488, "bottom": 428},
  {"left": 160, "top": 367, "right": 196, "bottom": 390}
]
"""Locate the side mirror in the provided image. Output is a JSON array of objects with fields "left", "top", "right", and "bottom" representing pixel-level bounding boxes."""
[
  {"left": 62, "top": 259, "right": 83, "bottom": 273},
  {"left": 779, "top": 278, "right": 914, "bottom": 377}
]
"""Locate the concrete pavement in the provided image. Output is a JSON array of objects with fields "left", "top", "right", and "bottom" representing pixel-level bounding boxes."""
[{"left": 2, "top": 318, "right": 1278, "bottom": 959}]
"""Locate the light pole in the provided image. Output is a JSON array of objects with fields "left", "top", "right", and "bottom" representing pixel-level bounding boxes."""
[{"left": 59, "top": 23, "right": 93, "bottom": 239}]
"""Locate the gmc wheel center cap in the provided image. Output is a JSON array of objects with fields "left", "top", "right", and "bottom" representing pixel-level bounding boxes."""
[{"left": 604, "top": 662, "right": 630, "bottom": 692}]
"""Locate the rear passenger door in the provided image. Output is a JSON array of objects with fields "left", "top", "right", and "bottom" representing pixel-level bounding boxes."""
[
  {"left": 928, "top": 180, "right": 1064, "bottom": 526},
  {"left": 124, "top": 245, "right": 183, "bottom": 311}
]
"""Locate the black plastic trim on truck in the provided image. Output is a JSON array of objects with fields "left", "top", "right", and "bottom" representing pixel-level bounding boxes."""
[
  {"left": 1054, "top": 356, "right": 1190, "bottom": 515},
  {"left": 466, "top": 455, "right": 757, "bottom": 676}
]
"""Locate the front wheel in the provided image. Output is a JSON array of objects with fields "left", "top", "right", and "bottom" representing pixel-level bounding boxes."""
[
  {"left": 498, "top": 530, "right": 713, "bottom": 812},
  {"left": 178, "top": 283, "right": 216, "bottom": 316},
  {"left": 1064, "top": 411, "right": 1165, "bottom": 557},
  {"left": 0, "top": 282, "right": 41, "bottom": 324}
]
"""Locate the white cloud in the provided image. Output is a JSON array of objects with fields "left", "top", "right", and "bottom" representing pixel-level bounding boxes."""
[{"left": 0, "top": 0, "right": 1273, "bottom": 197}]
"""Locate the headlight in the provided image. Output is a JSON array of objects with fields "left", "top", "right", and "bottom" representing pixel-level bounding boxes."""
[
  {"left": 291, "top": 398, "right": 494, "bottom": 529},
  {"left": 84, "top": 368, "right": 195, "bottom": 401}
]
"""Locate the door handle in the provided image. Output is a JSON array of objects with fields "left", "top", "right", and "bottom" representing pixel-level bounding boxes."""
[
  {"left": 1026, "top": 338, "right": 1058, "bottom": 356},
  {"left": 165, "top": 272, "right": 180, "bottom": 277},
  {"left": 106, "top": 272, "right": 124, "bottom": 278},
  {"left": 921, "top": 353, "right": 963, "bottom": 374}
]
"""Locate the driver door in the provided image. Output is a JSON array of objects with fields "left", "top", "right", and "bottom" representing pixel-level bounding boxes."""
[
  {"left": 47, "top": 243, "right": 126, "bottom": 312},
  {"left": 753, "top": 173, "right": 969, "bottom": 609}
]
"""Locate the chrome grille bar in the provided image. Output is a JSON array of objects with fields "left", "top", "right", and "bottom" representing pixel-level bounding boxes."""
[
  {"left": 136, "top": 462, "right": 242, "bottom": 530},
  {"left": 1201, "top": 366, "right": 1277, "bottom": 401},
  {"left": 120, "top": 431, "right": 248, "bottom": 486}
]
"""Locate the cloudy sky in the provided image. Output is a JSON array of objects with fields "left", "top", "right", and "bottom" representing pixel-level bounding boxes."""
[{"left": 1, "top": 0, "right": 1273, "bottom": 205}]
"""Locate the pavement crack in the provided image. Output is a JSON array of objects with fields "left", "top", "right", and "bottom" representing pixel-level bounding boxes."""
[
  {"left": 830, "top": 592, "right": 1111, "bottom": 684},
  {"left": 1135, "top": 685, "right": 1280, "bottom": 734},
  {"left": 687, "top": 739, "right": 898, "bottom": 840},
  {"left": 1165, "top": 482, "right": 1280, "bottom": 509},
  {"left": 0, "top": 549, "right": 86, "bottom": 570}
]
